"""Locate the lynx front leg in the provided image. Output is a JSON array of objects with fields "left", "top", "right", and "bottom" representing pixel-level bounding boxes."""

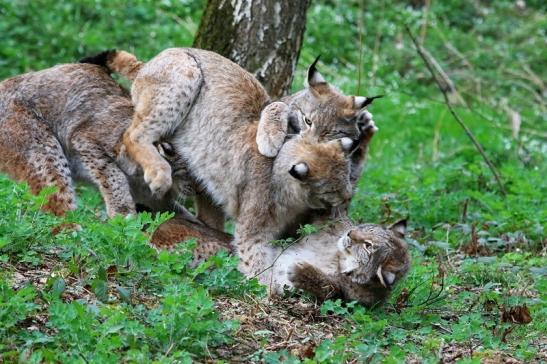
[
  {"left": 70, "top": 129, "right": 135, "bottom": 217},
  {"left": 233, "top": 224, "right": 279, "bottom": 278},
  {"left": 73, "top": 143, "right": 136, "bottom": 217},
  {"left": 350, "top": 110, "right": 378, "bottom": 187},
  {"left": 289, "top": 263, "right": 342, "bottom": 301}
]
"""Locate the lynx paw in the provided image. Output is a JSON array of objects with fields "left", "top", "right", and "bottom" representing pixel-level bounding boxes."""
[
  {"left": 144, "top": 161, "right": 172, "bottom": 196},
  {"left": 357, "top": 110, "right": 378, "bottom": 137},
  {"left": 288, "top": 263, "right": 314, "bottom": 288},
  {"left": 257, "top": 102, "right": 290, "bottom": 158}
]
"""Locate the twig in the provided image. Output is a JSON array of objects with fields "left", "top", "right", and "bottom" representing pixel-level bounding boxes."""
[
  {"left": 251, "top": 235, "right": 304, "bottom": 281},
  {"left": 415, "top": 267, "right": 445, "bottom": 307},
  {"left": 417, "top": 43, "right": 466, "bottom": 105},
  {"left": 405, "top": 25, "right": 507, "bottom": 195},
  {"left": 356, "top": 2, "right": 365, "bottom": 95},
  {"left": 370, "top": 1, "right": 385, "bottom": 86},
  {"left": 419, "top": 0, "right": 431, "bottom": 43}
]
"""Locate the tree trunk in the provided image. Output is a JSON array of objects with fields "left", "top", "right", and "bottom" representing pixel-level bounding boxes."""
[{"left": 193, "top": 0, "right": 311, "bottom": 99}]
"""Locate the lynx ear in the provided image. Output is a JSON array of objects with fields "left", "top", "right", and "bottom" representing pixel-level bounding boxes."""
[
  {"left": 388, "top": 219, "right": 407, "bottom": 237},
  {"left": 353, "top": 95, "right": 384, "bottom": 109},
  {"left": 306, "top": 55, "right": 327, "bottom": 87},
  {"left": 289, "top": 162, "right": 309, "bottom": 181}
]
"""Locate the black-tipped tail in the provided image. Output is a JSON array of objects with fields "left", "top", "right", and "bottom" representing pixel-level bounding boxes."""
[{"left": 79, "top": 50, "right": 116, "bottom": 68}]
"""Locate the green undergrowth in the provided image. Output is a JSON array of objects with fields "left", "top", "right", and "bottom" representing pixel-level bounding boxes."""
[{"left": 0, "top": 178, "right": 262, "bottom": 362}]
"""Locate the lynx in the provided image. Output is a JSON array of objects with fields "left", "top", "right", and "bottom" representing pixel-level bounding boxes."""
[
  {"left": 81, "top": 48, "right": 357, "bottom": 276},
  {"left": 150, "top": 215, "right": 410, "bottom": 307},
  {"left": 80, "top": 49, "right": 380, "bottom": 226},
  {"left": 0, "top": 63, "right": 196, "bottom": 218},
  {"left": 258, "top": 56, "right": 382, "bottom": 186}
]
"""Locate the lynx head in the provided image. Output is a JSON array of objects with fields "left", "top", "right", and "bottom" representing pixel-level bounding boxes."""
[
  {"left": 337, "top": 219, "right": 410, "bottom": 289},
  {"left": 282, "top": 56, "right": 382, "bottom": 144},
  {"left": 274, "top": 133, "right": 354, "bottom": 209}
]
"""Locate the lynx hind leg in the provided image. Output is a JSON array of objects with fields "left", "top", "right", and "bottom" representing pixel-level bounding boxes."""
[
  {"left": 256, "top": 101, "right": 291, "bottom": 157},
  {"left": 288, "top": 263, "right": 342, "bottom": 301},
  {"left": 123, "top": 51, "right": 203, "bottom": 196},
  {"left": 71, "top": 137, "right": 135, "bottom": 217},
  {"left": 0, "top": 111, "right": 75, "bottom": 216}
]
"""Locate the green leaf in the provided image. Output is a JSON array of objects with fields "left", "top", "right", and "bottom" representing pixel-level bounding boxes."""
[{"left": 50, "top": 278, "right": 65, "bottom": 298}]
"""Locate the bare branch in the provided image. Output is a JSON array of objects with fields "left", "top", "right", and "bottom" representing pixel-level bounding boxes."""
[{"left": 404, "top": 25, "right": 507, "bottom": 195}]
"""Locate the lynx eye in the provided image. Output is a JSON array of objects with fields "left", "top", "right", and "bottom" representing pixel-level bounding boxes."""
[{"left": 304, "top": 116, "right": 312, "bottom": 126}]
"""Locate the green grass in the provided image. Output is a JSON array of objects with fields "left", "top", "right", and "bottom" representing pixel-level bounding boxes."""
[{"left": 1, "top": 0, "right": 546, "bottom": 362}]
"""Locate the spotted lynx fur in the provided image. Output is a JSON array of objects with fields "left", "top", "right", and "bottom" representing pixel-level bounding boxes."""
[
  {"left": 80, "top": 49, "right": 379, "bottom": 226},
  {"left": 0, "top": 63, "right": 196, "bottom": 218},
  {"left": 151, "top": 215, "right": 410, "bottom": 307},
  {"left": 81, "top": 48, "right": 358, "bottom": 276}
]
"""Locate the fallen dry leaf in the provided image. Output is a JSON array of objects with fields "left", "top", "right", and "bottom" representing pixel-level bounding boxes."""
[{"left": 501, "top": 305, "right": 532, "bottom": 324}]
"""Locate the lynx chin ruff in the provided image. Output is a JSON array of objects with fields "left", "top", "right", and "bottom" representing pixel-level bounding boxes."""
[
  {"left": 151, "top": 215, "right": 410, "bottom": 307},
  {"left": 81, "top": 48, "right": 360, "bottom": 276},
  {"left": 0, "top": 63, "right": 195, "bottom": 218}
]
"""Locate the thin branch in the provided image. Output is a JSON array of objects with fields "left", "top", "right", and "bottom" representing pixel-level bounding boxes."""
[
  {"left": 405, "top": 25, "right": 507, "bottom": 195},
  {"left": 355, "top": 2, "right": 365, "bottom": 95}
]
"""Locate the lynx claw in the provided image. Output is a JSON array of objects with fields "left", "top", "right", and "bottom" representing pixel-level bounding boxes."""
[{"left": 144, "top": 162, "right": 172, "bottom": 196}]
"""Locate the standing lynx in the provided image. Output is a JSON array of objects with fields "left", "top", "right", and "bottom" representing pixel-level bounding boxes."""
[
  {"left": 0, "top": 63, "right": 195, "bottom": 217},
  {"left": 81, "top": 49, "right": 380, "bottom": 225},
  {"left": 81, "top": 48, "right": 356, "bottom": 275}
]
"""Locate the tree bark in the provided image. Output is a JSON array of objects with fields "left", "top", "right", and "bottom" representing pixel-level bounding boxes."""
[{"left": 193, "top": 0, "right": 311, "bottom": 99}]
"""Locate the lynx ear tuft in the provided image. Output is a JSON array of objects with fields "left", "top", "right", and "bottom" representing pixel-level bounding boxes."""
[
  {"left": 289, "top": 162, "right": 309, "bottom": 180},
  {"left": 354, "top": 95, "right": 384, "bottom": 109},
  {"left": 389, "top": 219, "right": 407, "bottom": 237},
  {"left": 306, "top": 55, "right": 327, "bottom": 87}
]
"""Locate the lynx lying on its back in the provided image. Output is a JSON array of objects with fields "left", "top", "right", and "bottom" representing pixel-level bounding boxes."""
[
  {"left": 151, "top": 215, "right": 410, "bottom": 307},
  {"left": 0, "top": 64, "right": 194, "bottom": 217},
  {"left": 82, "top": 48, "right": 355, "bottom": 276},
  {"left": 284, "top": 219, "right": 410, "bottom": 306}
]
